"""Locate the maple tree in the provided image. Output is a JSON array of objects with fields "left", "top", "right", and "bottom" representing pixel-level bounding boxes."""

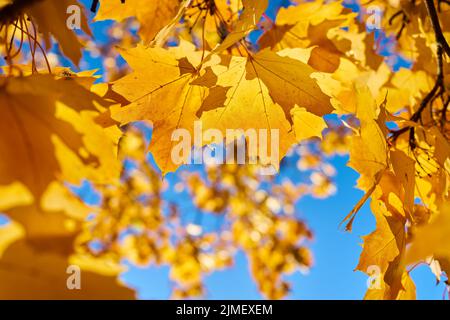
[{"left": 0, "top": 0, "right": 448, "bottom": 300}]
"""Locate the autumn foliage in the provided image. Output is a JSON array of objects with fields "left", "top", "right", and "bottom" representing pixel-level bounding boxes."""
[{"left": 0, "top": 0, "right": 449, "bottom": 300}]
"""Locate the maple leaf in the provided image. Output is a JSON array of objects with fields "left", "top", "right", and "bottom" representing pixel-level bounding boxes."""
[
  {"left": 390, "top": 150, "right": 416, "bottom": 215},
  {"left": 5, "top": 183, "right": 90, "bottom": 249},
  {"left": 246, "top": 49, "right": 334, "bottom": 117},
  {"left": 341, "top": 87, "right": 388, "bottom": 230},
  {"left": 0, "top": 75, "right": 112, "bottom": 199},
  {"left": 209, "top": 0, "right": 268, "bottom": 55},
  {"left": 357, "top": 200, "right": 405, "bottom": 276},
  {"left": 256, "top": 1, "right": 365, "bottom": 70},
  {"left": 111, "top": 44, "right": 332, "bottom": 174},
  {"left": 110, "top": 44, "right": 208, "bottom": 174},
  {"left": 406, "top": 202, "right": 450, "bottom": 267},
  {"left": 365, "top": 272, "right": 416, "bottom": 300},
  {"left": 291, "top": 106, "right": 328, "bottom": 141},
  {"left": 357, "top": 200, "right": 409, "bottom": 300},
  {"left": 1, "top": 179, "right": 133, "bottom": 302},
  {"left": 196, "top": 49, "right": 333, "bottom": 166},
  {"left": 259, "top": 0, "right": 357, "bottom": 71},
  {"left": 0, "top": 183, "right": 33, "bottom": 212}
]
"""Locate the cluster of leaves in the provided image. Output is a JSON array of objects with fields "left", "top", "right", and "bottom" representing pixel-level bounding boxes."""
[{"left": 0, "top": 0, "right": 448, "bottom": 299}]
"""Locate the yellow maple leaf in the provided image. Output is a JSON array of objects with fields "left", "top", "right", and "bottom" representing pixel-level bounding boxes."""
[
  {"left": 111, "top": 44, "right": 332, "bottom": 174},
  {"left": 110, "top": 44, "right": 207, "bottom": 174},
  {"left": 0, "top": 238, "right": 135, "bottom": 299},
  {"left": 406, "top": 202, "right": 450, "bottom": 266},
  {"left": 348, "top": 87, "right": 388, "bottom": 182},
  {"left": 365, "top": 272, "right": 416, "bottom": 300},
  {"left": 0, "top": 183, "right": 33, "bottom": 212},
  {"left": 196, "top": 50, "right": 332, "bottom": 167},
  {"left": 357, "top": 200, "right": 405, "bottom": 276},
  {"left": 5, "top": 181, "right": 90, "bottom": 244},
  {"left": 209, "top": 0, "right": 269, "bottom": 55},
  {"left": 291, "top": 106, "right": 328, "bottom": 141},
  {"left": 390, "top": 150, "right": 416, "bottom": 215},
  {"left": 0, "top": 75, "right": 110, "bottom": 198}
]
